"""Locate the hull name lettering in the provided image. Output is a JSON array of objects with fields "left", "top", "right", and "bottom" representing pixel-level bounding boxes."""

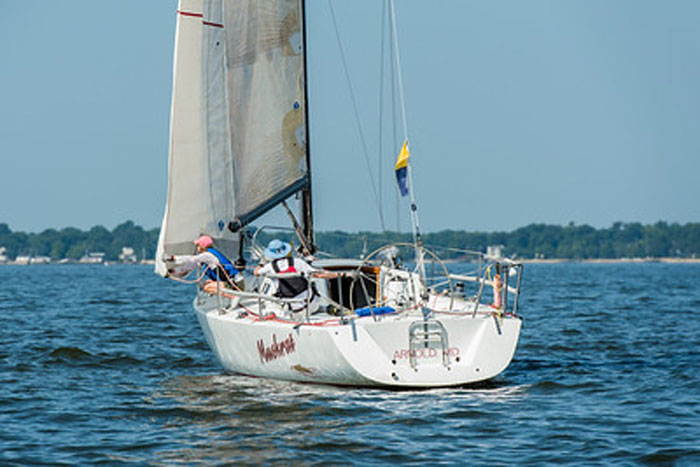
[
  {"left": 392, "top": 347, "right": 460, "bottom": 360},
  {"left": 257, "top": 333, "right": 296, "bottom": 363}
]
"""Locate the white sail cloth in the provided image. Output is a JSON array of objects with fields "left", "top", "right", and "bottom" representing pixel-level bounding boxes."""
[{"left": 156, "top": 0, "right": 307, "bottom": 275}]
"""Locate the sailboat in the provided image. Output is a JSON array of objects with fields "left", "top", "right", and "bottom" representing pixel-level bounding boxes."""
[{"left": 156, "top": 0, "right": 524, "bottom": 387}]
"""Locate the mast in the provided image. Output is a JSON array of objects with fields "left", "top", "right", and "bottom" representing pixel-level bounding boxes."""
[{"left": 300, "top": 0, "right": 315, "bottom": 252}]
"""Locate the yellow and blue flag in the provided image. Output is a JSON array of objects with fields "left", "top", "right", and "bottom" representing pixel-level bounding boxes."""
[{"left": 394, "top": 140, "right": 410, "bottom": 197}]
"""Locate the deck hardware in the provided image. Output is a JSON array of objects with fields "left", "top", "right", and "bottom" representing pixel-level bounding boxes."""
[
  {"left": 492, "top": 313, "right": 502, "bottom": 335},
  {"left": 408, "top": 319, "right": 449, "bottom": 370}
]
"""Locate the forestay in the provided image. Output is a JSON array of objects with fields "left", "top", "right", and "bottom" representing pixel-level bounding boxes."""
[{"left": 156, "top": 0, "right": 308, "bottom": 275}]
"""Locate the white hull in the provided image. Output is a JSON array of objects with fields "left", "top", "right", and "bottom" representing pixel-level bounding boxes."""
[{"left": 194, "top": 293, "right": 521, "bottom": 388}]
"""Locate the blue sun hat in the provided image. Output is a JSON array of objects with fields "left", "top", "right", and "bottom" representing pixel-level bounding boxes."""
[{"left": 264, "top": 239, "right": 292, "bottom": 260}]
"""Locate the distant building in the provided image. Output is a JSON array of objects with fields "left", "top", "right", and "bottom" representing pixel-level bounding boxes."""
[
  {"left": 6, "top": 254, "right": 52, "bottom": 265},
  {"left": 79, "top": 252, "right": 105, "bottom": 264},
  {"left": 486, "top": 245, "right": 504, "bottom": 259},
  {"left": 119, "top": 247, "right": 138, "bottom": 263},
  {"left": 29, "top": 256, "right": 51, "bottom": 264},
  {"left": 0, "top": 247, "right": 7, "bottom": 263}
]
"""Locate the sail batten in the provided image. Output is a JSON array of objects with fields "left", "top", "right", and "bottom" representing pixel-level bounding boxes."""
[{"left": 156, "top": 0, "right": 307, "bottom": 273}]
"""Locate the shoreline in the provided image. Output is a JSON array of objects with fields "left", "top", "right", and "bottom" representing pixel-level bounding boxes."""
[
  {"left": 519, "top": 257, "right": 700, "bottom": 264},
  {"left": 0, "top": 260, "right": 156, "bottom": 266}
]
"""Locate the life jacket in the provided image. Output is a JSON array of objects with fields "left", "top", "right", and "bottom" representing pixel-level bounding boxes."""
[
  {"left": 204, "top": 247, "right": 236, "bottom": 285},
  {"left": 271, "top": 258, "right": 309, "bottom": 298}
]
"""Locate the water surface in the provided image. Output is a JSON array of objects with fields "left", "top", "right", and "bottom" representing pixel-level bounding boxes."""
[{"left": 1, "top": 263, "right": 699, "bottom": 464}]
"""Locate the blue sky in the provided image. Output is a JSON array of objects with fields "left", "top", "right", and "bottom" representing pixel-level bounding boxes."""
[{"left": 1, "top": 1, "right": 699, "bottom": 234}]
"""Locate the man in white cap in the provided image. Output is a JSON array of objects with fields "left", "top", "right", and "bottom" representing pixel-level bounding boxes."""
[{"left": 255, "top": 239, "right": 335, "bottom": 312}]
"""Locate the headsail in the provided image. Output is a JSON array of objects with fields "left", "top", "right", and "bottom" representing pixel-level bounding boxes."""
[
  {"left": 157, "top": 0, "right": 219, "bottom": 275},
  {"left": 156, "top": 0, "right": 308, "bottom": 275}
]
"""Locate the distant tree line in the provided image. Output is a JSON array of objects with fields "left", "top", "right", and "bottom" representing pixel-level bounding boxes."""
[
  {"left": 1, "top": 221, "right": 698, "bottom": 261},
  {"left": 0, "top": 221, "right": 159, "bottom": 261},
  {"left": 315, "top": 221, "right": 700, "bottom": 260}
]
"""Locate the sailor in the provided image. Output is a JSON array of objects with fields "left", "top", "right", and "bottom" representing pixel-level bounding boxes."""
[
  {"left": 166, "top": 235, "right": 242, "bottom": 290},
  {"left": 254, "top": 239, "right": 336, "bottom": 313}
]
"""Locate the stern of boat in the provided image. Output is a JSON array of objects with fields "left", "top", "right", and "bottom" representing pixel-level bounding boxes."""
[{"left": 330, "top": 312, "right": 521, "bottom": 387}]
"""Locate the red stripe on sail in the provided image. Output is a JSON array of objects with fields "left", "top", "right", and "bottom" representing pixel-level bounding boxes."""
[
  {"left": 177, "top": 10, "right": 223, "bottom": 28},
  {"left": 177, "top": 10, "right": 203, "bottom": 18}
]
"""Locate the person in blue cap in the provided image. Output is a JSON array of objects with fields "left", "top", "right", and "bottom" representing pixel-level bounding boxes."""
[{"left": 255, "top": 239, "right": 336, "bottom": 312}]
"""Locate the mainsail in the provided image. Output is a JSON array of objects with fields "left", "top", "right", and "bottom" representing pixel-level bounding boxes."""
[{"left": 156, "top": 0, "right": 308, "bottom": 275}]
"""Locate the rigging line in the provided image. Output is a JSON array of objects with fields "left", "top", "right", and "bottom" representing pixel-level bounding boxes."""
[
  {"left": 378, "top": 0, "right": 386, "bottom": 222},
  {"left": 389, "top": 0, "right": 423, "bottom": 277},
  {"left": 389, "top": 3, "right": 400, "bottom": 232},
  {"left": 389, "top": 0, "right": 409, "bottom": 141},
  {"left": 328, "top": 0, "right": 386, "bottom": 232}
]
